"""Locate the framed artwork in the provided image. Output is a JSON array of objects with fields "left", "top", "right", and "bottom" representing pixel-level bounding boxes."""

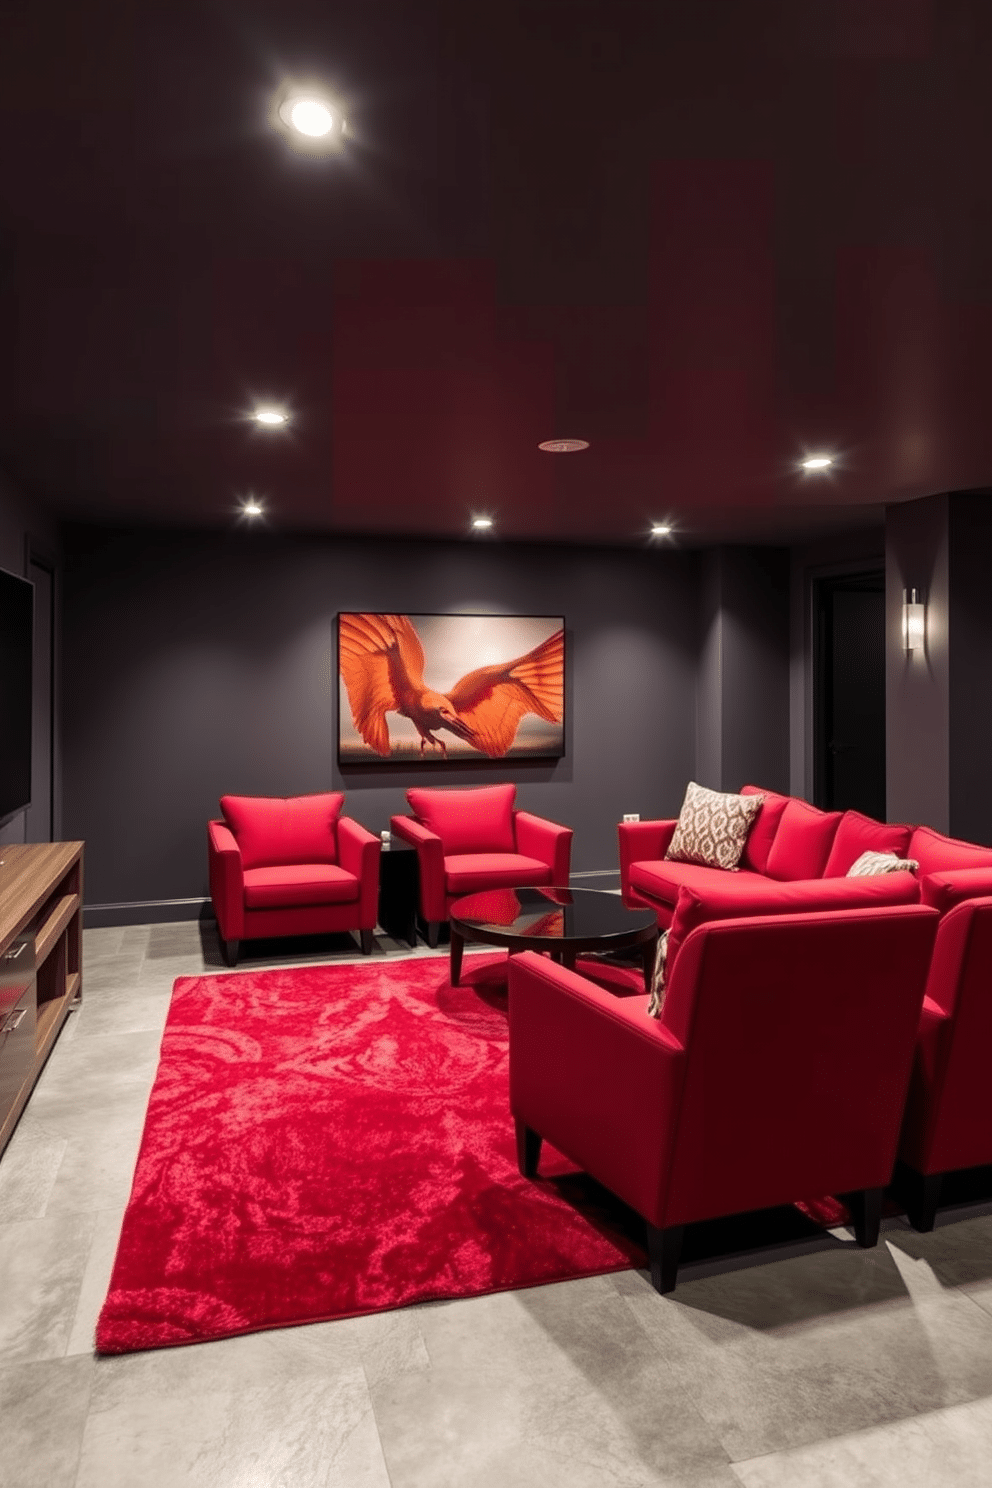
[{"left": 338, "top": 612, "right": 565, "bottom": 764}]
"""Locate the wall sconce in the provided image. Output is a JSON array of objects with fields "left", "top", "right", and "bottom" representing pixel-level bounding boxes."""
[{"left": 903, "top": 588, "right": 926, "bottom": 653}]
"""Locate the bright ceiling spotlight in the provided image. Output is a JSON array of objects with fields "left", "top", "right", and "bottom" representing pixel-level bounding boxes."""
[
  {"left": 472, "top": 516, "right": 494, "bottom": 530},
  {"left": 242, "top": 498, "right": 264, "bottom": 518},
  {"left": 289, "top": 98, "right": 334, "bottom": 137},
  {"left": 274, "top": 88, "right": 347, "bottom": 151},
  {"left": 252, "top": 408, "right": 288, "bottom": 427},
  {"left": 650, "top": 522, "right": 673, "bottom": 537},
  {"left": 538, "top": 438, "right": 590, "bottom": 453},
  {"left": 801, "top": 455, "right": 834, "bottom": 471}
]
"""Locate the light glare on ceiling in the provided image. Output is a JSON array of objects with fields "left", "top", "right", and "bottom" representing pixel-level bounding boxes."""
[
  {"left": 472, "top": 516, "right": 493, "bottom": 529},
  {"left": 242, "top": 498, "right": 264, "bottom": 517},
  {"left": 801, "top": 455, "right": 833, "bottom": 470},
  {"left": 253, "top": 408, "right": 288, "bottom": 426},
  {"left": 651, "top": 523, "right": 672, "bottom": 537}
]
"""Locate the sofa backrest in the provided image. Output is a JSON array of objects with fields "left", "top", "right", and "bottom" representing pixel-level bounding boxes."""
[
  {"left": 220, "top": 792, "right": 344, "bottom": 869},
  {"left": 740, "top": 787, "right": 917, "bottom": 881},
  {"left": 908, "top": 825, "right": 992, "bottom": 878},
  {"left": 660, "top": 905, "right": 938, "bottom": 1227},
  {"left": 822, "top": 811, "right": 914, "bottom": 877},
  {"left": 763, "top": 798, "right": 843, "bottom": 880},
  {"left": 406, "top": 782, "right": 517, "bottom": 854},
  {"left": 739, "top": 785, "right": 790, "bottom": 873}
]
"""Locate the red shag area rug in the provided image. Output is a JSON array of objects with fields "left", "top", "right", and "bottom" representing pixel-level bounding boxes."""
[{"left": 96, "top": 954, "right": 650, "bottom": 1354}]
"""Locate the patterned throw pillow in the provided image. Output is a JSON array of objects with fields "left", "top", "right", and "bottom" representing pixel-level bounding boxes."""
[
  {"left": 847, "top": 850, "right": 920, "bottom": 877},
  {"left": 647, "top": 930, "right": 669, "bottom": 1018},
  {"left": 665, "top": 782, "right": 764, "bottom": 872}
]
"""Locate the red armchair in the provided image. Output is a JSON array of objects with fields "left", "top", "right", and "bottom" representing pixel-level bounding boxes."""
[
  {"left": 390, "top": 783, "right": 572, "bottom": 946},
  {"left": 898, "top": 896, "right": 992, "bottom": 1231},
  {"left": 509, "top": 904, "right": 938, "bottom": 1292},
  {"left": 208, "top": 792, "right": 380, "bottom": 966}
]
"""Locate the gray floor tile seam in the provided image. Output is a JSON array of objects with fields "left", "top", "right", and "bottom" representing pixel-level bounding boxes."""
[
  {"left": 725, "top": 1388, "right": 992, "bottom": 1478},
  {"left": 359, "top": 1364, "right": 401, "bottom": 1488},
  {"left": 951, "top": 1284, "right": 992, "bottom": 1326}
]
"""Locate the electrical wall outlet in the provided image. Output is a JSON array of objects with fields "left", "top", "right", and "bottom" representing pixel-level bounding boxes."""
[{"left": 622, "top": 813, "right": 640, "bottom": 823}]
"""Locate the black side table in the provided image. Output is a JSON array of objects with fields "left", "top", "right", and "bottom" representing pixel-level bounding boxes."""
[{"left": 377, "top": 842, "right": 420, "bottom": 947}]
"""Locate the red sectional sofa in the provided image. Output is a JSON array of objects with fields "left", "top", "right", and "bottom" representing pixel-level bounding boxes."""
[{"left": 619, "top": 784, "right": 992, "bottom": 982}]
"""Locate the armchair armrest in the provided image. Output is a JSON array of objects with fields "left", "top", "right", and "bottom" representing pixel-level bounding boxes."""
[
  {"left": 338, "top": 817, "right": 381, "bottom": 928},
  {"left": 208, "top": 819, "right": 244, "bottom": 940},
  {"left": 508, "top": 951, "right": 686, "bottom": 1227},
  {"left": 514, "top": 811, "right": 572, "bottom": 882},
  {"left": 390, "top": 814, "right": 446, "bottom": 921},
  {"left": 618, "top": 819, "right": 677, "bottom": 904},
  {"left": 920, "top": 867, "right": 992, "bottom": 915}
]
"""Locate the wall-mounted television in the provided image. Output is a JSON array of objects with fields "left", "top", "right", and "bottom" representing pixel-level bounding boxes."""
[
  {"left": 0, "top": 566, "right": 33, "bottom": 820},
  {"left": 338, "top": 612, "right": 565, "bottom": 764}
]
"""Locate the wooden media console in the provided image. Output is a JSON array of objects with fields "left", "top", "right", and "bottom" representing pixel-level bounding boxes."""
[{"left": 0, "top": 842, "right": 84, "bottom": 1157}]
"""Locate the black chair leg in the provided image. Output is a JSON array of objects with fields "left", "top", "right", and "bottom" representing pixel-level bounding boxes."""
[
  {"left": 907, "top": 1172, "right": 942, "bottom": 1233},
  {"left": 360, "top": 928, "right": 373, "bottom": 955},
  {"left": 646, "top": 1223, "right": 684, "bottom": 1294},
  {"left": 850, "top": 1186, "right": 883, "bottom": 1248},
  {"left": 515, "top": 1119, "right": 542, "bottom": 1177},
  {"left": 426, "top": 920, "right": 441, "bottom": 948},
  {"left": 223, "top": 938, "right": 239, "bottom": 967}
]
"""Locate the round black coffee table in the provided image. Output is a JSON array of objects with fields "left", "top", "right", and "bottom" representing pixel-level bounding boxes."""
[{"left": 449, "top": 886, "right": 658, "bottom": 992}]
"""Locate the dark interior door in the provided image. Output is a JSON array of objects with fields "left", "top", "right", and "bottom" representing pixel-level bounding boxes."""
[{"left": 814, "top": 571, "right": 886, "bottom": 818}]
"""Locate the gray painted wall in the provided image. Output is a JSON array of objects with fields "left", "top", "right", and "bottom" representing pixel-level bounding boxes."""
[
  {"left": 695, "top": 547, "right": 790, "bottom": 795},
  {"left": 62, "top": 528, "right": 701, "bottom": 910}
]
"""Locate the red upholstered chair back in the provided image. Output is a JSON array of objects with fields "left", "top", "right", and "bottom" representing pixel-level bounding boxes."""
[
  {"left": 406, "top": 783, "right": 517, "bottom": 854},
  {"left": 901, "top": 897, "right": 992, "bottom": 1175},
  {"left": 657, "top": 905, "right": 938, "bottom": 1229},
  {"left": 220, "top": 793, "right": 344, "bottom": 869}
]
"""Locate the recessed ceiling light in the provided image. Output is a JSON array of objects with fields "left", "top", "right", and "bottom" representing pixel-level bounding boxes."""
[
  {"left": 253, "top": 408, "right": 288, "bottom": 427},
  {"left": 472, "top": 516, "right": 493, "bottom": 530},
  {"left": 242, "top": 498, "right": 264, "bottom": 518},
  {"left": 538, "top": 438, "right": 590, "bottom": 453},
  {"left": 651, "top": 523, "right": 672, "bottom": 537},
  {"left": 275, "top": 89, "right": 346, "bottom": 148},
  {"left": 801, "top": 455, "right": 833, "bottom": 470},
  {"left": 289, "top": 99, "right": 334, "bottom": 137}
]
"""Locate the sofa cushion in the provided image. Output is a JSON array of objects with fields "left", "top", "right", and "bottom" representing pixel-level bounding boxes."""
[
  {"left": 663, "top": 870, "right": 920, "bottom": 986},
  {"left": 739, "top": 785, "right": 791, "bottom": 873},
  {"left": 823, "top": 812, "right": 914, "bottom": 877},
  {"left": 221, "top": 793, "right": 344, "bottom": 870},
  {"left": 444, "top": 853, "right": 552, "bottom": 895},
  {"left": 847, "top": 850, "right": 920, "bottom": 877},
  {"left": 407, "top": 784, "right": 516, "bottom": 854},
  {"left": 665, "top": 781, "right": 764, "bottom": 871},
  {"left": 908, "top": 826, "right": 992, "bottom": 877},
  {"left": 628, "top": 858, "right": 770, "bottom": 909},
  {"left": 243, "top": 864, "right": 358, "bottom": 909},
  {"left": 764, "top": 799, "right": 843, "bottom": 881},
  {"left": 920, "top": 867, "right": 992, "bottom": 914}
]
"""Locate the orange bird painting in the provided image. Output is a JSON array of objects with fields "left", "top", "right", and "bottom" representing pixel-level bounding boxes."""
[{"left": 338, "top": 613, "right": 565, "bottom": 761}]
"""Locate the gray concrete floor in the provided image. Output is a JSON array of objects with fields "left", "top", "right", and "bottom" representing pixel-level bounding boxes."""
[{"left": 1, "top": 921, "right": 992, "bottom": 1486}]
